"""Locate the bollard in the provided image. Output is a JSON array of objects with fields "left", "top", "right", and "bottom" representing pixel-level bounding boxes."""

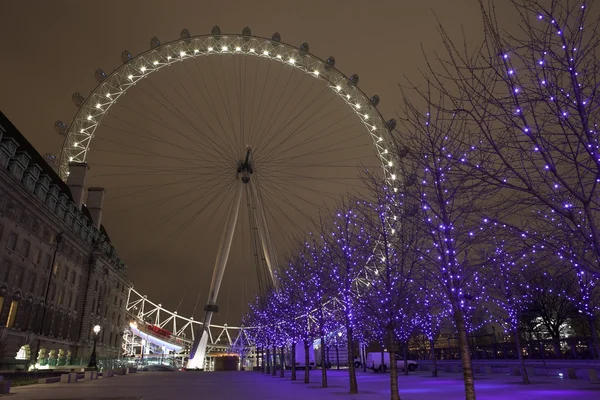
[
  {"left": 561, "top": 368, "right": 576, "bottom": 379},
  {"left": 585, "top": 369, "right": 598, "bottom": 381},
  {"left": 84, "top": 370, "right": 98, "bottom": 380},
  {"left": 60, "top": 374, "right": 71, "bottom": 383},
  {"left": 480, "top": 366, "right": 493, "bottom": 374},
  {"left": 0, "top": 380, "right": 10, "bottom": 394}
]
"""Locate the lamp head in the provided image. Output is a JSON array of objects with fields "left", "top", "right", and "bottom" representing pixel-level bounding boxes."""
[{"left": 93, "top": 325, "right": 101, "bottom": 334}]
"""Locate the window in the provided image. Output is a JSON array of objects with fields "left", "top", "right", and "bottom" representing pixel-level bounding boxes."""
[
  {"left": 71, "top": 270, "right": 76, "bottom": 285},
  {"left": 6, "top": 300, "right": 18, "bottom": 328},
  {"left": 49, "top": 283, "right": 55, "bottom": 301},
  {"left": 95, "top": 280, "right": 99, "bottom": 292},
  {"left": 0, "top": 224, "right": 3, "bottom": 240},
  {"left": 0, "top": 259, "right": 11, "bottom": 282},
  {"left": 29, "top": 274, "right": 37, "bottom": 293},
  {"left": 72, "top": 294, "right": 78, "bottom": 309},
  {"left": 43, "top": 254, "right": 51, "bottom": 270},
  {"left": 53, "top": 261, "right": 60, "bottom": 276},
  {"left": 57, "top": 288, "right": 64, "bottom": 306},
  {"left": 32, "top": 248, "right": 42, "bottom": 265},
  {"left": 6, "top": 232, "right": 17, "bottom": 251},
  {"left": 21, "top": 240, "right": 30, "bottom": 258},
  {"left": 13, "top": 268, "right": 24, "bottom": 288},
  {"left": 66, "top": 292, "right": 72, "bottom": 309}
]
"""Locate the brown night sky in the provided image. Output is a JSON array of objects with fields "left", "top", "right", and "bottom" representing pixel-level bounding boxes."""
[{"left": 0, "top": 0, "right": 514, "bottom": 325}]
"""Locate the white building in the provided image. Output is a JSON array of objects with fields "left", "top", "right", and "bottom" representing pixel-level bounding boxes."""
[{"left": 0, "top": 111, "right": 131, "bottom": 370}]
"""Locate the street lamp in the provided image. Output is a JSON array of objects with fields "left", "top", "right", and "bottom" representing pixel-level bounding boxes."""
[
  {"left": 336, "top": 331, "right": 342, "bottom": 370},
  {"left": 87, "top": 325, "right": 101, "bottom": 370}
]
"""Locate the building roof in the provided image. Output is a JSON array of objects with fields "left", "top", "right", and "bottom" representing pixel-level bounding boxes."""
[{"left": 0, "top": 110, "right": 111, "bottom": 243}]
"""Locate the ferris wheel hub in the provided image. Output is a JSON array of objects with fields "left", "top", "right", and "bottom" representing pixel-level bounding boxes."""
[{"left": 237, "top": 146, "right": 253, "bottom": 184}]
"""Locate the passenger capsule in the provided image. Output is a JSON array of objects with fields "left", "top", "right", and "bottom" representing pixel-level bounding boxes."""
[
  {"left": 54, "top": 121, "right": 68, "bottom": 135},
  {"left": 405, "top": 172, "right": 417, "bottom": 186},
  {"left": 349, "top": 74, "right": 359, "bottom": 85},
  {"left": 325, "top": 56, "right": 336, "bottom": 68},
  {"left": 396, "top": 145, "right": 410, "bottom": 158},
  {"left": 300, "top": 42, "right": 309, "bottom": 53},
  {"left": 150, "top": 37, "right": 160, "bottom": 49},
  {"left": 386, "top": 118, "right": 397, "bottom": 131},
  {"left": 211, "top": 25, "right": 221, "bottom": 36},
  {"left": 72, "top": 92, "right": 85, "bottom": 108},
  {"left": 272, "top": 32, "right": 281, "bottom": 42},
  {"left": 95, "top": 69, "right": 107, "bottom": 83},
  {"left": 121, "top": 50, "right": 133, "bottom": 64},
  {"left": 242, "top": 27, "right": 251, "bottom": 37},
  {"left": 370, "top": 95, "right": 380, "bottom": 107},
  {"left": 180, "top": 29, "right": 191, "bottom": 40}
]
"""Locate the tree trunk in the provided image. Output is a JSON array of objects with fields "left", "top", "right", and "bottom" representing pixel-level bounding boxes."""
[
  {"left": 291, "top": 342, "right": 297, "bottom": 381},
  {"left": 388, "top": 328, "right": 400, "bottom": 400},
  {"left": 430, "top": 339, "right": 438, "bottom": 377},
  {"left": 454, "top": 308, "right": 476, "bottom": 400},
  {"left": 272, "top": 347, "right": 277, "bottom": 376},
  {"left": 361, "top": 343, "right": 367, "bottom": 372},
  {"left": 514, "top": 327, "right": 529, "bottom": 384},
  {"left": 266, "top": 348, "right": 271, "bottom": 374},
  {"left": 346, "top": 326, "right": 358, "bottom": 394},
  {"left": 588, "top": 315, "right": 600, "bottom": 359},
  {"left": 403, "top": 341, "right": 409, "bottom": 376},
  {"left": 320, "top": 334, "right": 328, "bottom": 388},
  {"left": 304, "top": 341, "right": 310, "bottom": 384},
  {"left": 280, "top": 345, "right": 285, "bottom": 377}
]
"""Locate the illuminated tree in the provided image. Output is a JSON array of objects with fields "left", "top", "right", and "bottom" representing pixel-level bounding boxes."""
[
  {"left": 391, "top": 88, "right": 499, "bottom": 400},
  {"left": 482, "top": 232, "right": 542, "bottom": 383},
  {"left": 356, "top": 175, "right": 423, "bottom": 399},
  {"left": 321, "top": 204, "right": 370, "bottom": 394},
  {"left": 429, "top": 0, "right": 600, "bottom": 276}
]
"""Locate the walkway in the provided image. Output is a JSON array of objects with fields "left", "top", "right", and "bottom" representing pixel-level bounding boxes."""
[{"left": 9, "top": 369, "right": 600, "bottom": 399}]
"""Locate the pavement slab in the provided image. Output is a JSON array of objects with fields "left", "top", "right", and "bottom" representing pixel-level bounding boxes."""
[{"left": 8, "top": 369, "right": 600, "bottom": 399}]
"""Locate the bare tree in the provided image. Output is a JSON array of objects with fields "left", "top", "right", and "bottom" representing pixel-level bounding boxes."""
[
  {"left": 356, "top": 174, "right": 427, "bottom": 399},
  {"left": 392, "top": 87, "right": 499, "bottom": 400},
  {"left": 428, "top": 0, "right": 600, "bottom": 276}
]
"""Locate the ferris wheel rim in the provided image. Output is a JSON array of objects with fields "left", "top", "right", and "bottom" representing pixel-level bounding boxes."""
[{"left": 58, "top": 30, "right": 397, "bottom": 185}]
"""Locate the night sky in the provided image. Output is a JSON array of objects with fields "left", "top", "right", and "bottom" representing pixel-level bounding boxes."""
[{"left": 0, "top": 0, "right": 514, "bottom": 326}]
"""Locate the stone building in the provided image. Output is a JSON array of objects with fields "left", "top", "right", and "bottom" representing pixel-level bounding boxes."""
[{"left": 0, "top": 111, "right": 132, "bottom": 370}]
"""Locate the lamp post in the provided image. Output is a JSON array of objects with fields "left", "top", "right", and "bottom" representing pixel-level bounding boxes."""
[
  {"left": 336, "top": 332, "right": 342, "bottom": 370},
  {"left": 87, "top": 325, "right": 101, "bottom": 370}
]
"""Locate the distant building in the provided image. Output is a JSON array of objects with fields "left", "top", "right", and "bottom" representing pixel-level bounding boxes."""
[{"left": 0, "top": 111, "right": 131, "bottom": 370}]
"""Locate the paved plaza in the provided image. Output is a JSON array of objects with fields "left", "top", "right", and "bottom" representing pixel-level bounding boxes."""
[{"left": 8, "top": 369, "right": 600, "bottom": 400}]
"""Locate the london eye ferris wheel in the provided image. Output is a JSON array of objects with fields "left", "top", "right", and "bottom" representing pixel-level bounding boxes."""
[{"left": 56, "top": 26, "right": 399, "bottom": 368}]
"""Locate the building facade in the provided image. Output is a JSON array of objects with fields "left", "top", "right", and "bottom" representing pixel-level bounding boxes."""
[{"left": 0, "top": 111, "right": 132, "bottom": 370}]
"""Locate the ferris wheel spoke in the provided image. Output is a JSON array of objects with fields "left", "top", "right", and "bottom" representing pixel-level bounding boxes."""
[
  {"left": 234, "top": 54, "right": 249, "bottom": 152},
  {"left": 105, "top": 173, "right": 232, "bottom": 218},
  {"left": 102, "top": 171, "right": 231, "bottom": 200},
  {"left": 168, "top": 66, "right": 240, "bottom": 160},
  {"left": 186, "top": 60, "right": 243, "bottom": 158},
  {"left": 137, "top": 184, "right": 235, "bottom": 266},
  {"left": 266, "top": 134, "right": 372, "bottom": 167},
  {"left": 255, "top": 180, "right": 323, "bottom": 240},
  {"left": 252, "top": 67, "right": 304, "bottom": 151},
  {"left": 143, "top": 78, "right": 238, "bottom": 162},
  {"left": 248, "top": 58, "right": 287, "bottom": 147},
  {"left": 101, "top": 108, "right": 231, "bottom": 167},
  {"left": 245, "top": 56, "right": 272, "bottom": 148},
  {"left": 257, "top": 95, "right": 351, "bottom": 163},
  {"left": 145, "top": 176, "right": 236, "bottom": 231},
  {"left": 116, "top": 85, "right": 228, "bottom": 161},
  {"left": 101, "top": 119, "right": 223, "bottom": 165},
  {"left": 255, "top": 79, "right": 330, "bottom": 155}
]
